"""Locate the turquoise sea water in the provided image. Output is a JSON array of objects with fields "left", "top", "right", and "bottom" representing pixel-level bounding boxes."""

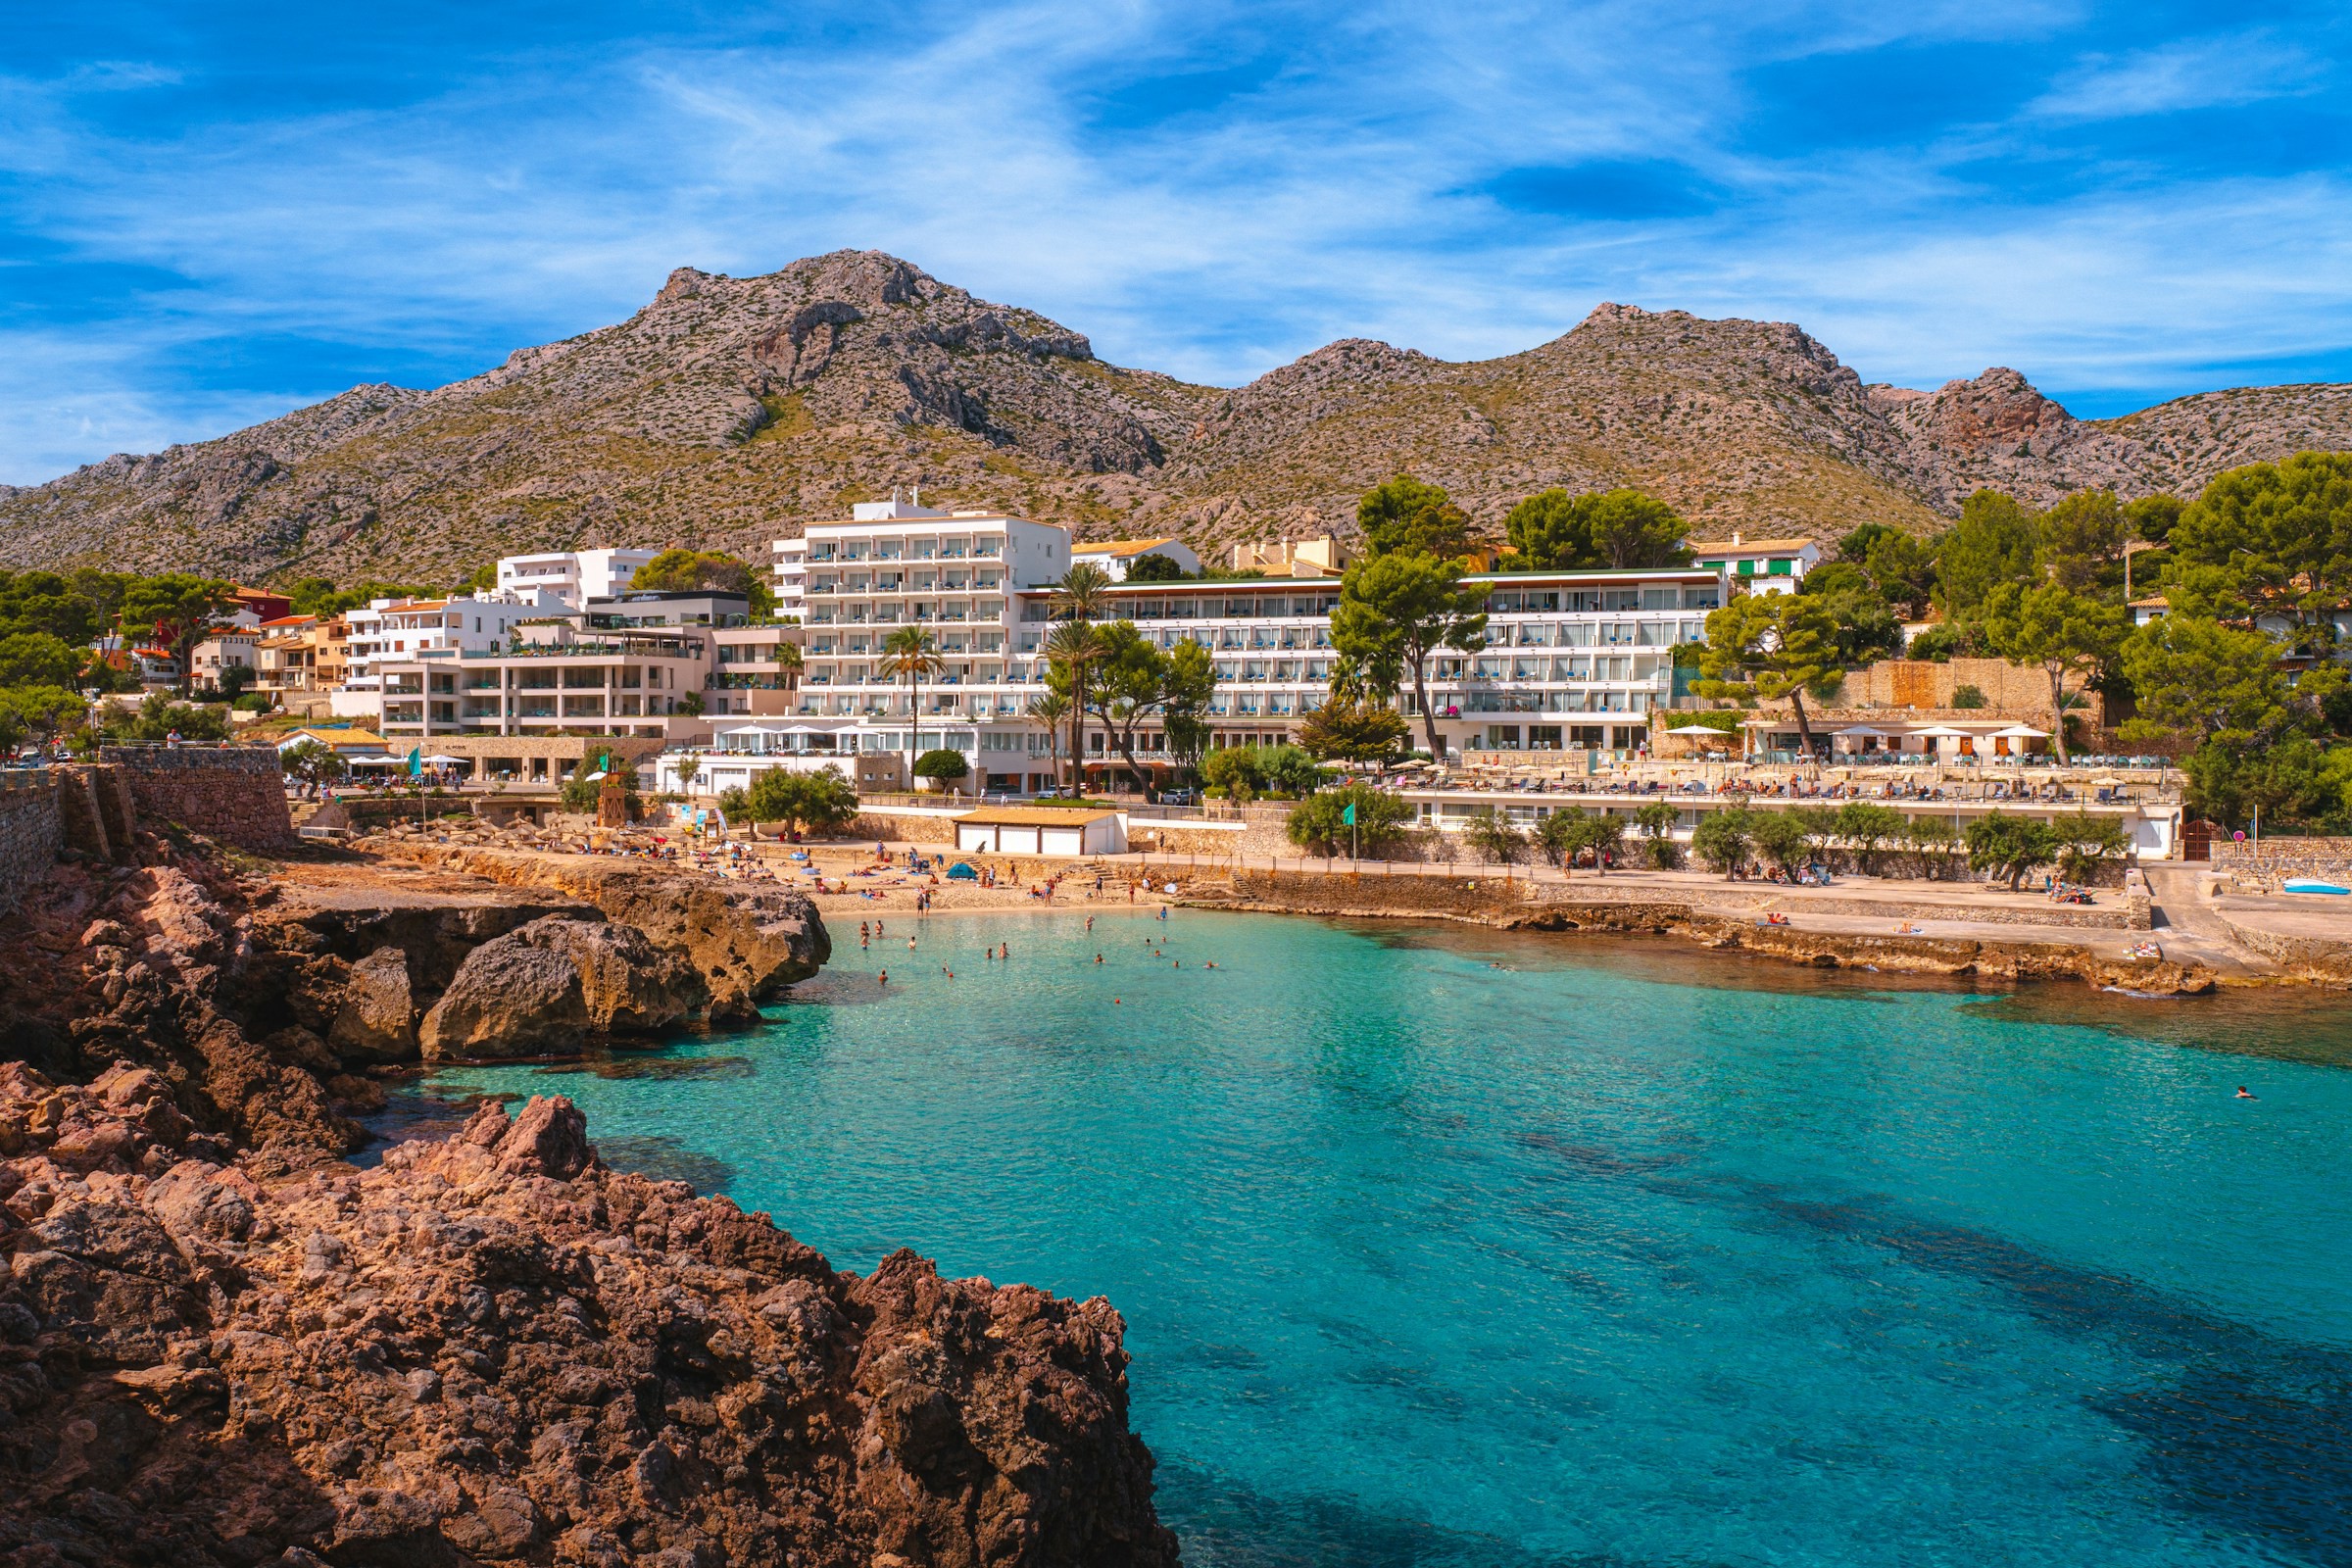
[{"left": 392, "top": 910, "right": 2352, "bottom": 1567}]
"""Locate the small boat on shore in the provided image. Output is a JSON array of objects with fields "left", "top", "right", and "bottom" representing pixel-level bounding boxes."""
[{"left": 2283, "top": 879, "right": 2350, "bottom": 896}]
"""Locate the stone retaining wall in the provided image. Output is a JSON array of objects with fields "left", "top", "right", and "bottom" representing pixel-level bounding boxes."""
[
  {"left": 2212, "top": 838, "right": 2352, "bottom": 887},
  {"left": 849, "top": 810, "right": 958, "bottom": 845},
  {"left": 99, "top": 745, "right": 294, "bottom": 850},
  {"left": 0, "top": 772, "right": 62, "bottom": 914}
]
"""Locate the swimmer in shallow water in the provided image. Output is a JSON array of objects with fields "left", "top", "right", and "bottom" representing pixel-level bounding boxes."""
[{"left": 2236, "top": 1086, "right": 2258, "bottom": 1099}]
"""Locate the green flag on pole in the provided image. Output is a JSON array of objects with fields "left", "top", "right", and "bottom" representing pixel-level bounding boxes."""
[
  {"left": 406, "top": 746, "right": 421, "bottom": 778},
  {"left": 1341, "top": 802, "right": 1356, "bottom": 826}
]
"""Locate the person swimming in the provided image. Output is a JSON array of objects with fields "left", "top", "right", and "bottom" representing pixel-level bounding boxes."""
[
  {"left": 1095, "top": 954, "right": 1103, "bottom": 963},
  {"left": 2236, "top": 1086, "right": 2258, "bottom": 1099},
  {"left": 877, "top": 970, "right": 888, "bottom": 987}
]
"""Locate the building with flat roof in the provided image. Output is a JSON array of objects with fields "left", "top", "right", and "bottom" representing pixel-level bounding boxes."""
[
  {"left": 737, "top": 500, "right": 1732, "bottom": 795},
  {"left": 1690, "top": 533, "right": 1820, "bottom": 595},
  {"left": 1071, "top": 537, "right": 1200, "bottom": 581},
  {"left": 496, "top": 548, "right": 662, "bottom": 610},
  {"left": 954, "top": 806, "right": 1125, "bottom": 857}
]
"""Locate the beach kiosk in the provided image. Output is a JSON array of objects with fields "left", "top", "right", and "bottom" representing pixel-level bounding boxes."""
[{"left": 954, "top": 806, "right": 1127, "bottom": 858}]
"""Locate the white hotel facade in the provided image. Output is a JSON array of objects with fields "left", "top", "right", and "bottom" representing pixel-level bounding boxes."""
[{"left": 675, "top": 497, "right": 1722, "bottom": 798}]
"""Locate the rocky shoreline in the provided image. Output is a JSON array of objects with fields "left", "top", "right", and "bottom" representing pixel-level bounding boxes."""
[
  {"left": 1176, "top": 869, "right": 2229, "bottom": 996},
  {"left": 0, "top": 831, "right": 1180, "bottom": 1566}
]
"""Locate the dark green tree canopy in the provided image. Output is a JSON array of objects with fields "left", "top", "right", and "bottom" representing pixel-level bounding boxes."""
[
  {"left": 2166, "top": 452, "right": 2352, "bottom": 644},
  {"left": 1357, "top": 475, "right": 1474, "bottom": 561},
  {"left": 1287, "top": 784, "right": 1413, "bottom": 856},
  {"left": 1797, "top": 564, "right": 1904, "bottom": 665},
  {"left": 2124, "top": 493, "right": 2185, "bottom": 545},
  {"left": 1693, "top": 593, "right": 1842, "bottom": 754},
  {"left": 1124, "top": 552, "right": 1189, "bottom": 582},
  {"left": 0, "top": 632, "right": 82, "bottom": 690},
  {"left": 1503, "top": 488, "right": 1691, "bottom": 571},
  {"left": 1936, "top": 491, "right": 2039, "bottom": 619},
  {"left": 2119, "top": 614, "right": 2298, "bottom": 748},
  {"left": 1981, "top": 581, "right": 2128, "bottom": 763},
  {"left": 1298, "top": 696, "right": 1412, "bottom": 763},
  {"left": 2036, "top": 489, "right": 2130, "bottom": 596}
]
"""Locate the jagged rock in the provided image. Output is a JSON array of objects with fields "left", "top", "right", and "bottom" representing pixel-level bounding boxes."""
[
  {"left": 377, "top": 845, "right": 828, "bottom": 1021},
  {"left": 327, "top": 946, "right": 416, "bottom": 1062},
  {"left": 0, "top": 1077, "right": 1179, "bottom": 1568},
  {"left": 418, "top": 915, "right": 708, "bottom": 1058}
]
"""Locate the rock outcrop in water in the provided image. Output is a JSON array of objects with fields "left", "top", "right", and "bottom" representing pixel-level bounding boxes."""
[
  {"left": 417, "top": 916, "right": 710, "bottom": 1059},
  {"left": 369, "top": 844, "right": 831, "bottom": 1024},
  {"left": 0, "top": 1070, "right": 1179, "bottom": 1567}
]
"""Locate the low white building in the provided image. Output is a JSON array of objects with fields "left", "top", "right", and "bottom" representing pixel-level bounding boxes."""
[
  {"left": 1071, "top": 537, "right": 1200, "bottom": 581},
  {"left": 496, "top": 548, "right": 662, "bottom": 610},
  {"left": 1690, "top": 533, "right": 1820, "bottom": 595},
  {"left": 954, "top": 806, "right": 1125, "bottom": 857}
]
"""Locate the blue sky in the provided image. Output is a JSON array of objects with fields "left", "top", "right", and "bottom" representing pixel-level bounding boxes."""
[{"left": 3, "top": 0, "right": 2349, "bottom": 484}]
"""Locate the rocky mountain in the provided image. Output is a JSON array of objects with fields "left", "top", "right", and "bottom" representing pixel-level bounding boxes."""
[{"left": 6, "top": 249, "right": 2350, "bottom": 581}]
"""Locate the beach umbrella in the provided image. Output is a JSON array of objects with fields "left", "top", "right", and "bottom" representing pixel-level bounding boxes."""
[
  {"left": 1995, "top": 724, "right": 2049, "bottom": 738},
  {"left": 1665, "top": 724, "right": 1732, "bottom": 736}
]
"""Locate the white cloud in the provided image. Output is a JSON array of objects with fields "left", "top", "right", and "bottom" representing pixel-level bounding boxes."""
[{"left": 2029, "top": 33, "right": 2326, "bottom": 122}]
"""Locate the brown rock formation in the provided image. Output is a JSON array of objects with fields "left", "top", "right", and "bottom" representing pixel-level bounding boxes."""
[
  {"left": 328, "top": 946, "right": 417, "bottom": 1063},
  {"left": 0, "top": 1071, "right": 1179, "bottom": 1567},
  {"left": 376, "top": 845, "right": 829, "bottom": 1022},
  {"left": 418, "top": 915, "right": 710, "bottom": 1059}
]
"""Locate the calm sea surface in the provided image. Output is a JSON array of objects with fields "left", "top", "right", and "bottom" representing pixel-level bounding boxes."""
[{"left": 392, "top": 910, "right": 2352, "bottom": 1567}]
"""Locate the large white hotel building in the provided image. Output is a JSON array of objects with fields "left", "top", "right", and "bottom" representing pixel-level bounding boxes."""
[{"left": 717, "top": 496, "right": 1723, "bottom": 795}]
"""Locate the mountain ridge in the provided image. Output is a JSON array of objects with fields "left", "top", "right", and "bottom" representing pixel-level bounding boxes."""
[{"left": 6, "top": 248, "right": 2350, "bottom": 581}]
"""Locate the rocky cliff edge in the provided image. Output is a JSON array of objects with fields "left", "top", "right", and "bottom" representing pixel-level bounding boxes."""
[{"left": 0, "top": 1070, "right": 1178, "bottom": 1567}]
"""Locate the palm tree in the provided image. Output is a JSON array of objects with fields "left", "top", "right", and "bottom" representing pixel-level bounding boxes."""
[
  {"left": 878, "top": 626, "right": 945, "bottom": 787},
  {"left": 1043, "top": 621, "right": 1103, "bottom": 796},
  {"left": 1024, "top": 692, "right": 1069, "bottom": 794},
  {"left": 1047, "top": 563, "right": 1117, "bottom": 795},
  {"left": 1051, "top": 562, "right": 1115, "bottom": 622}
]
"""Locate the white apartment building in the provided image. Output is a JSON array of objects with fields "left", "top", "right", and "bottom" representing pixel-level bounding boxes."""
[
  {"left": 333, "top": 592, "right": 564, "bottom": 717},
  {"left": 714, "top": 503, "right": 1727, "bottom": 795},
  {"left": 496, "top": 548, "right": 662, "bottom": 610},
  {"left": 770, "top": 495, "right": 1064, "bottom": 625}
]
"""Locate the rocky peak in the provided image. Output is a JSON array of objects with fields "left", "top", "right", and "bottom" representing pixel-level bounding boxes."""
[{"left": 1887, "top": 367, "right": 2079, "bottom": 453}]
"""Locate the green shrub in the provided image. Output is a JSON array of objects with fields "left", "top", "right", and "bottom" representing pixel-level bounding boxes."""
[
  {"left": 1691, "top": 809, "right": 1752, "bottom": 877},
  {"left": 913, "top": 748, "right": 970, "bottom": 781},
  {"left": 745, "top": 765, "right": 858, "bottom": 835},
  {"left": 1286, "top": 785, "right": 1414, "bottom": 856}
]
